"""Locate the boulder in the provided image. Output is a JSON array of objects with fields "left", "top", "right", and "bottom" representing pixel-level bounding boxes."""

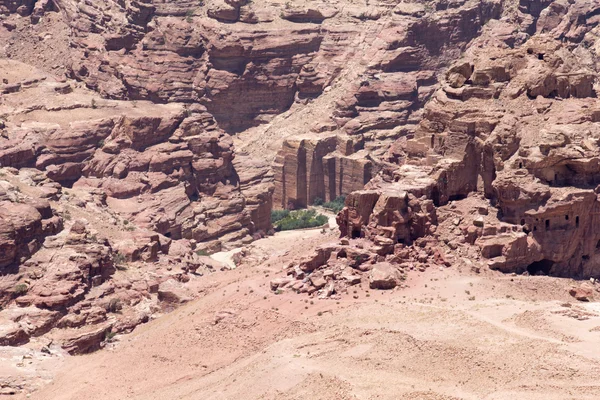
[
  {"left": 369, "top": 263, "right": 402, "bottom": 290},
  {"left": 569, "top": 284, "right": 594, "bottom": 302}
]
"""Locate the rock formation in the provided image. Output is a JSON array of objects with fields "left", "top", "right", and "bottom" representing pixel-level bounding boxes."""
[
  {"left": 1, "top": 0, "right": 600, "bottom": 374},
  {"left": 333, "top": 0, "right": 600, "bottom": 280}
]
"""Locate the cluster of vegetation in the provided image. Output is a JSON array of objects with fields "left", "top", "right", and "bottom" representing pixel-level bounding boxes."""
[
  {"left": 106, "top": 298, "right": 122, "bottom": 313},
  {"left": 62, "top": 209, "right": 72, "bottom": 221},
  {"left": 104, "top": 330, "right": 117, "bottom": 342},
  {"left": 113, "top": 253, "right": 127, "bottom": 270},
  {"left": 13, "top": 283, "right": 28, "bottom": 297},
  {"left": 123, "top": 220, "right": 136, "bottom": 231},
  {"left": 185, "top": 9, "right": 194, "bottom": 23},
  {"left": 271, "top": 209, "right": 290, "bottom": 223},
  {"left": 322, "top": 196, "right": 346, "bottom": 213},
  {"left": 271, "top": 209, "right": 328, "bottom": 231}
]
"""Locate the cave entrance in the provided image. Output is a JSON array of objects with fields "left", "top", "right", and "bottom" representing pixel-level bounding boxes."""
[
  {"left": 431, "top": 187, "right": 441, "bottom": 207},
  {"left": 526, "top": 259, "right": 554, "bottom": 276},
  {"left": 448, "top": 194, "right": 467, "bottom": 202},
  {"left": 351, "top": 229, "right": 361, "bottom": 239}
]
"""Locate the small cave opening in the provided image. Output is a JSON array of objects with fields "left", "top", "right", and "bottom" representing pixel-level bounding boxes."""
[
  {"left": 448, "top": 194, "right": 467, "bottom": 202},
  {"left": 431, "top": 187, "right": 441, "bottom": 207},
  {"left": 520, "top": 219, "right": 525, "bottom": 226},
  {"left": 519, "top": 162, "right": 523, "bottom": 168},
  {"left": 431, "top": 134, "right": 435, "bottom": 148},
  {"left": 538, "top": 53, "right": 544, "bottom": 60},
  {"left": 527, "top": 259, "right": 554, "bottom": 275},
  {"left": 565, "top": 215, "right": 569, "bottom": 220},
  {"left": 189, "top": 190, "right": 200, "bottom": 202},
  {"left": 351, "top": 229, "right": 361, "bottom": 239},
  {"left": 545, "top": 219, "right": 550, "bottom": 230},
  {"left": 164, "top": 232, "right": 172, "bottom": 238},
  {"left": 576, "top": 216, "right": 580, "bottom": 228}
]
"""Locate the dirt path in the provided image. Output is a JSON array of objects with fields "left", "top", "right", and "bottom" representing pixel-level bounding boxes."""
[{"left": 210, "top": 207, "right": 337, "bottom": 269}]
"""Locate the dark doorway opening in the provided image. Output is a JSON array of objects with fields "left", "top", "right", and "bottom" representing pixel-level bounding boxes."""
[
  {"left": 448, "top": 194, "right": 467, "bottom": 202},
  {"left": 527, "top": 259, "right": 554, "bottom": 275},
  {"left": 431, "top": 187, "right": 441, "bottom": 207}
]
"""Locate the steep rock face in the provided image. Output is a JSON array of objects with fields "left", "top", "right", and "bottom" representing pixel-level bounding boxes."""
[
  {"left": 0, "top": 60, "right": 268, "bottom": 251},
  {"left": 29, "top": 0, "right": 356, "bottom": 132},
  {"left": 335, "top": 0, "right": 600, "bottom": 279},
  {"left": 273, "top": 135, "right": 371, "bottom": 209},
  {"left": 0, "top": 191, "right": 62, "bottom": 273},
  {"left": 3, "top": 0, "right": 503, "bottom": 135},
  {"left": 336, "top": 170, "right": 437, "bottom": 244}
]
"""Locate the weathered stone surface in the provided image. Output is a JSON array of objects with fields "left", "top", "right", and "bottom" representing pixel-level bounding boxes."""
[
  {"left": 569, "top": 284, "right": 594, "bottom": 302},
  {"left": 158, "top": 279, "right": 193, "bottom": 304},
  {"left": 369, "top": 262, "right": 402, "bottom": 290}
]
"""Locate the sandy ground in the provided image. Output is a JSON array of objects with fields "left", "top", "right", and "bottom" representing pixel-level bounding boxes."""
[{"left": 12, "top": 217, "right": 600, "bottom": 400}]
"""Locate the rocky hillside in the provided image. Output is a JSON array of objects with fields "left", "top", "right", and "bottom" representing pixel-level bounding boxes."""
[{"left": 1, "top": 0, "right": 600, "bottom": 372}]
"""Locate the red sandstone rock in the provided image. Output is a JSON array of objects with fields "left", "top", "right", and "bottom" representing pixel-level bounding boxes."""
[{"left": 369, "top": 263, "right": 402, "bottom": 290}]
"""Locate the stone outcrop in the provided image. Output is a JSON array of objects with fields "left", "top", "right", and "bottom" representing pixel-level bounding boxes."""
[
  {"left": 0, "top": 180, "right": 62, "bottom": 273},
  {"left": 0, "top": 167, "right": 223, "bottom": 353}
]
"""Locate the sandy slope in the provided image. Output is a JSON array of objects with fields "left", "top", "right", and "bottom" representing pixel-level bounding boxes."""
[{"left": 16, "top": 224, "right": 600, "bottom": 400}]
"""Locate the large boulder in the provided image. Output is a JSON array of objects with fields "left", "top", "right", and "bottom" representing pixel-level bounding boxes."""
[{"left": 369, "top": 262, "right": 402, "bottom": 290}]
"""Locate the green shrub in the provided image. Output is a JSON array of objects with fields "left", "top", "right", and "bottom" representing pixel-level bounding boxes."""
[
  {"left": 13, "top": 283, "right": 28, "bottom": 297},
  {"left": 271, "top": 209, "right": 290, "bottom": 223},
  {"left": 185, "top": 9, "right": 194, "bottom": 22},
  {"left": 274, "top": 209, "right": 328, "bottom": 231},
  {"left": 113, "top": 253, "right": 126, "bottom": 265},
  {"left": 323, "top": 196, "right": 346, "bottom": 213},
  {"left": 313, "top": 197, "right": 324, "bottom": 206},
  {"left": 104, "top": 330, "right": 117, "bottom": 342},
  {"left": 106, "top": 298, "right": 122, "bottom": 313},
  {"left": 196, "top": 249, "right": 209, "bottom": 256}
]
